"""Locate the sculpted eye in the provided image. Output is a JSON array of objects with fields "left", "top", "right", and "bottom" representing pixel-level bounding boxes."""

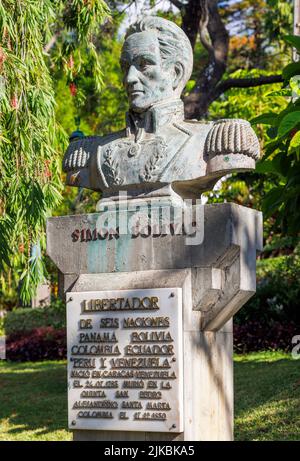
[
  {"left": 139, "top": 59, "right": 148, "bottom": 69},
  {"left": 138, "top": 58, "right": 154, "bottom": 70}
]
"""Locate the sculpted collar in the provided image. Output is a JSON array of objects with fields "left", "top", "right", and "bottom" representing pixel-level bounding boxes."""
[{"left": 125, "top": 99, "right": 184, "bottom": 138}]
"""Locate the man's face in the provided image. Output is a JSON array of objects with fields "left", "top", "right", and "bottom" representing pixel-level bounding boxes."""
[{"left": 121, "top": 31, "right": 175, "bottom": 112}]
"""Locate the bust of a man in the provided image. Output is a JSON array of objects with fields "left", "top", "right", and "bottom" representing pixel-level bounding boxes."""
[{"left": 63, "top": 16, "right": 259, "bottom": 202}]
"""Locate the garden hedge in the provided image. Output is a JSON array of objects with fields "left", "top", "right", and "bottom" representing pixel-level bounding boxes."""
[{"left": 4, "top": 299, "right": 65, "bottom": 336}]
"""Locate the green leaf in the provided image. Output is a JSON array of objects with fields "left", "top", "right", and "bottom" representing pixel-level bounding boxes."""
[
  {"left": 264, "top": 139, "right": 285, "bottom": 157},
  {"left": 277, "top": 111, "right": 300, "bottom": 138},
  {"left": 283, "top": 62, "right": 300, "bottom": 83},
  {"left": 256, "top": 152, "right": 290, "bottom": 177},
  {"left": 266, "top": 89, "right": 292, "bottom": 97},
  {"left": 185, "top": 79, "right": 196, "bottom": 93},
  {"left": 251, "top": 113, "right": 279, "bottom": 126},
  {"left": 289, "top": 130, "right": 300, "bottom": 148},
  {"left": 255, "top": 160, "right": 276, "bottom": 174},
  {"left": 262, "top": 186, "right": 285, "bottom": 216},
  {"left": 290, "top": 76, "right": 300, "bottom": 97},
  {"left": 267, "top": 126, "right": 278, "bottom": 139},
  {"left": 283, "top": 35, "right": 300, "bottom": 52},
  {"left": 288, "top": 130, "right": 300, "bottom": 155}
]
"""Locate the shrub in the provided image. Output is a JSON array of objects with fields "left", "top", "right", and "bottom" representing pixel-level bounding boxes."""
[
  {"left": 235, "top": 251, "right": 300, "bottom": 326},
  {"left": 233, "top": 320, "right": 298, "bottom": 353},
  {"left": 6, "top": 326, "right": 66, "bottom": 362},
  {"left": 4, "top": 299, "right": 66, "bottom": 335}
]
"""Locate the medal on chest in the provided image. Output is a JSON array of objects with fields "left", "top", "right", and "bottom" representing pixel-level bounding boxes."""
[{"left": 101, "top": 136, "right": 167, "bottom": 187}]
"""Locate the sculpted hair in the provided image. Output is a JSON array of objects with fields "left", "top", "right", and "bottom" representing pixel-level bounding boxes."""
[{"left": 125, "top": 16, "right": 193, "bottom": 91}]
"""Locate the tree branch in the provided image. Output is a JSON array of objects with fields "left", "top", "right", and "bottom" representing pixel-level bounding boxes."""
[
  {"left": 215, "top": 74, "right": 283, "bottom": 99},
  {"left": 180, "top": 0, "right": 203, "bottom": 50},
  {"left": 169, "top": 0, "right": 185, "bottom": 10},
  {"left": 184, "top": 0, "right": 229, "bottom": 119},
  {"left": 199, "top": 0, "right": 214, "bottom": 54}
]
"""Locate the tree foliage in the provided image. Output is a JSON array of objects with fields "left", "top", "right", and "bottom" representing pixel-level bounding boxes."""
[
  {"left": 0, "top": 0, "right": 109, "bottom": 305},
  {"left": 251, "top": 36, "right": 300, "bottom": 235},
  {"left": 175, "top": 0, "right": 293, "bottom": 118}
]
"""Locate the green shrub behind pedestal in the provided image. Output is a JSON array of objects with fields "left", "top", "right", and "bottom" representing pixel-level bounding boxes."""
[
  {"left": 4, "top": 299, "right": 66, "bottom": 336},
  {"left": 235, "top": 249, "right": 300, "bottom": 326}
]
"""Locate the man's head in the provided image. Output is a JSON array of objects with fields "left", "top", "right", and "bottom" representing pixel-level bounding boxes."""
[{"left": 121, "top": 16, "right": 193, "bottom": 113}]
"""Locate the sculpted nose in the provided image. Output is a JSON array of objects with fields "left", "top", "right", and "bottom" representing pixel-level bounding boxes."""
[{"left": 126, "top": 65, "right": 139, "bottom": 85}]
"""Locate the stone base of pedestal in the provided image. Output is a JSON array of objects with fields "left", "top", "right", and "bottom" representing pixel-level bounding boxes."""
[{"left": 47, "top": 203, "right": 262, "bottom": 441}]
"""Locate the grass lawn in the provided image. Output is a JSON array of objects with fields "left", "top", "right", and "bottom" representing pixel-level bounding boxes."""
[
  {"left": 0, "top": 351, "right": 299, "bottom": 441},
  {"left": 234, "top": 351, "right": 300, "bottom": 441},
  {"left": 0, "top": 360, "right": 71, "bottom": 441}
]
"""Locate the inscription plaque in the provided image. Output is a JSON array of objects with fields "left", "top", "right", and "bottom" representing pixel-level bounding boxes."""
[{"left": 67, "top": 288, "right": 183, "bottom": 432}]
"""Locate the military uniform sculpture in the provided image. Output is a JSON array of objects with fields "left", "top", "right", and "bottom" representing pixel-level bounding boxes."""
[
  {"left": 48, "top": 15, "right": 263, "bottom": 441},
  {"left": 63, "top": 16, "right": 259, "bottom": 201}
]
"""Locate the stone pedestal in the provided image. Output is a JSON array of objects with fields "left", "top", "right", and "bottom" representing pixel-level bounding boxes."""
[
  {"left": 47, "top": 203, "right": 262, "bottom": 441},
  {"left": 31, "top": 282, "right": 51, "bottom": 308}
]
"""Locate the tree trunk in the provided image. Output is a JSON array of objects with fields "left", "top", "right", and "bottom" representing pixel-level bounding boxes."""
[
  {"left": 183, "top": 0, "right": 229, "bottom": 119},
  {"left": 181, "top": 0, "right": 203, "bottom": 50},
  {"left": 170, "top": 0, "right": 282, "bottom": 119}
]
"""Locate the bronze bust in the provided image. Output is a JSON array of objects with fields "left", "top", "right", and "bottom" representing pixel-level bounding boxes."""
[{"left": 63, "top": 16, "right": 259, "bottom": 202}]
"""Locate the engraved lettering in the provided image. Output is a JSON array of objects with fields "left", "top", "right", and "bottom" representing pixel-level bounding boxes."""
[
  {"left": 139, "top": 391, "right": 162, "bottom": 399},
  {"left": 161, "top": 381, "right": 172, "bottom": 389},
  {"left": 72, "top": 358, "right": 96, "bottom": 369},
  {"left": 73, "top": 400, "right": 118, "bottom": 409},
  {"left": 125, "top": 344, "right": 174, "bottom": 355},
  {"left": 86, "top": 379, "right": 118, "bottom": 388},
  {"left": 131, "top": 331, "right": 173, "bottom": 342},
  {"left": 71, "top": 229, "right": 80, "bottom": 242},
  {"left": 99, "top": 358, "right": 107, "bottom": 369},
  {"left": 146, "top": 402, "right": 171, "bottom": 411},
  {"left": 123, "top": 317, "right": 169, "bottom": 328},
  {"left": 115, "top": 390, "right": 129, "bottom": 398},
  {"left": 122, "top": 380, "right": 144, "bottom": 389},
  {"left": 79, "top": 332, "right": 117, "bottom": 343},
  {"left": 79, "top": 319, "right": 93, "bottom": 329},
  {"left": 100, "top": 318, "right": 119, "bottom": 328},
  {"left": 121, "top": 401, "right": 142, "bottom": 409},
  {"left": 71, "top": 370, "right": 90, "bottom": 379},
  {"left": 110, "top": 357, "right": 167, "bottom": 368},
  {"left": 86, "top": 229, "right": 93, "bottom": 242},
  {"left": 80, "top": 390, "right": 106, "bottom": 398},
  {"left": 71, "top": 344, "right": 120, "bottom": 356},
  {"left": 82, "top": 297, "right": 160, "bottom": 312},
  {"left": 67, "top": 288, "right": 181, "bottom": 431},
  {"left": 78, "top": 411, "right": 113, "bottom": 419}
]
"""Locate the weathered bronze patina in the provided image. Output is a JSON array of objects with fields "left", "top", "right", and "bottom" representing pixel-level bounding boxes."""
[{"left": 63, "top": 16, "right": 259, "bottom": 202}]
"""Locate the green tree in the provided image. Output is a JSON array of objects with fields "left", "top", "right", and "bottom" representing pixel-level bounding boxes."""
[
  {"left": 252, "top": 35, "right": 300, "bottom": 235},
  {"left": 195, "top": 0, "right": 294, "bottom": 250},
  {"left": 0, "top": 0, "right": 109, "bottom": 305}
]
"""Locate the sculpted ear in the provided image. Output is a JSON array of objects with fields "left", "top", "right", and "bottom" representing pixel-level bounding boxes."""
[{"left": 173, "top": 62, "right": 185, "bottom": 91}]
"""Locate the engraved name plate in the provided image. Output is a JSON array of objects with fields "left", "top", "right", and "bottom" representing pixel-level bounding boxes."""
[{"left": 67, "top": 288, "right": 183, "bottom": 432}]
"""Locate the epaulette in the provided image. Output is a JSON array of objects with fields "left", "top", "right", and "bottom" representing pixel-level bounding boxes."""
[
  {"left": 62, "top": 136, "right": 101, "bottom": 173},
  {"left": 204, "top": 119, "right": 260, "bottom": 161}
]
